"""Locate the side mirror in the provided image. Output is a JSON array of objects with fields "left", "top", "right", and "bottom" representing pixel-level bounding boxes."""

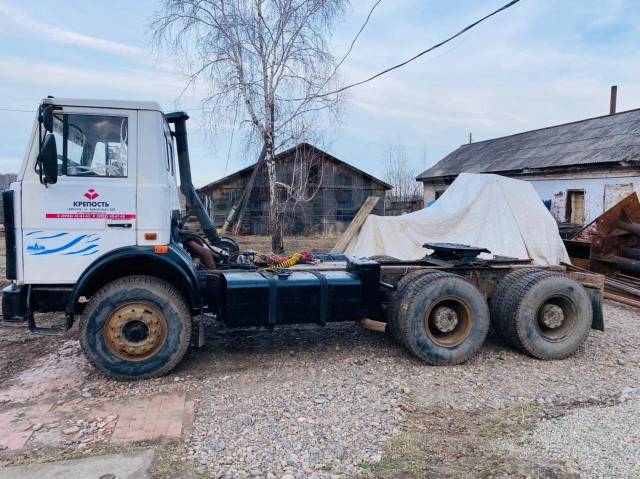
[
  {"left": 40, "top": 105, "right": 54, "bottom": 133},
  {"left": 37, "top": 133, "right": 58, "bottom": 185}
]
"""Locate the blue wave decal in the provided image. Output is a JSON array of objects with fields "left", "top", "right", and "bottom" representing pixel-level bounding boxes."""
[
  {"left": 26, "top": 232, "right": 101, "bottom": 257},
  {"left": 33, "top": 232, "right": 68, "bottom": 240},
  {"left": 29, "top": 235, "right": 87, "bottom": 255},
  {"left": 64, "top": 244, "right": 98, "bottom": 255},
  {"left": 26, "top": 231, "right": 44, "bottom": 236}
]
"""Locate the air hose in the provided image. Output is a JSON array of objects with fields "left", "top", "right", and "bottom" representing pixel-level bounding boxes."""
[{"left": 272, "top": 252, "right": 303, "bottom": 268}]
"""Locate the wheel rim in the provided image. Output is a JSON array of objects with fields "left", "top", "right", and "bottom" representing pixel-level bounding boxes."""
[
  {"left": 423, "top": 296, "right": 473, "bottom": 348},
  {"left": 103, "top": 302, "right": 168, "bottom": 361},
  {"left": 535, "top": 294, "right": 577, "bottom": 341}
]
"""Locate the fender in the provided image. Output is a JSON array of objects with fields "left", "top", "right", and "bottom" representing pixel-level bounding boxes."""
[{"left": 66, "top": 244, "right": 202, "bottom": 318}]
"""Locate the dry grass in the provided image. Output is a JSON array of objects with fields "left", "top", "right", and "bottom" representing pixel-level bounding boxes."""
[
  {"left": 227, "top": 234, "right": 340, "bottom": 255},
  {"left": 367, "top": 403, "right": 559, "bottom": 479}
]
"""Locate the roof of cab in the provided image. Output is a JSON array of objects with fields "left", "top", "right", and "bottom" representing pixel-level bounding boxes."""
[{"left": 42, "top": 97, "right": 163, "bottom": 112}]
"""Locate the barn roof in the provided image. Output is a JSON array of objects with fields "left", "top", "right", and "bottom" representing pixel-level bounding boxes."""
[
  {"left": 417, "top": 108, "right": 640, "bottom": 181},
  {"left": 199, "top": 143, "right": 392, "bottom": 190}
]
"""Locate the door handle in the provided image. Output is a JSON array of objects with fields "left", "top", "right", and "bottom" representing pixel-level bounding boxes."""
[{"left": 107, "top": 223, "right": 133, "bottom": 228}]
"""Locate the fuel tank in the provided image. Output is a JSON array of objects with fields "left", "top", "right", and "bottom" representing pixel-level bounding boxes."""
[{"left": 217, "top": 269, "right": 363, "bottom": 327}]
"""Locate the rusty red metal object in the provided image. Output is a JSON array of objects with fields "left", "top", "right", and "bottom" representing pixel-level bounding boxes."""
[{"left": 564, "top": 193, "right": 640, "bottom": 302}]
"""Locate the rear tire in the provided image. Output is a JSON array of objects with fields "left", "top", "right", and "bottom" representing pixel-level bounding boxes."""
[
  {"left": 501, "top": 272, "right": 592, "bottom": 359},
  {"left": 397, "top": 272, "right": 490, "bottom": 365},
  {"left": 490, "top": 268, "right": 552, "bottom": 345},
  {"left": 387, "top": 270, "right": 441, "bottom": 343},
  {"left": 80, "top": 275, "right": 192, "bottom": 380}
]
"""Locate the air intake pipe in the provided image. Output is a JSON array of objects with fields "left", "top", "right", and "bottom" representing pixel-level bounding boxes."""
[{"left": 166, "top": 111, "right": 221, "bottom": 245}]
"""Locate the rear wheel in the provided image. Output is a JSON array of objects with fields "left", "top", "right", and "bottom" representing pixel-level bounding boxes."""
[
  {"left": 397, "top": 272, "right": 490, "bottom": 365},
  {"left": 500, "top": 272, "right": 592, "bottom": 359},
  {"left": 490, "top": 268, "right": 552, "bottom": 345},
  {"left": 80, "top": 275, "right": 192, "bottom": 380},
  {"left": 387, "top": 269, "right": 440, "bottom": 343}
]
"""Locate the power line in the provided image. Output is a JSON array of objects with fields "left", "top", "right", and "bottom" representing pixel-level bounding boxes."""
[
  {"left": 0, "top": 108, "right": 35, "bottom": 113},
  {"left": 312, "top": 0, "right": 522, "bottom": 99},
  {"left": 331, "top": 0, "right": 384, "bottom": 79},
  {"left": 176, "top": 0, "right": 385, "bottom": 112},
  {"left": 2, "top": 0, "right": 522, "bottom": 116}
]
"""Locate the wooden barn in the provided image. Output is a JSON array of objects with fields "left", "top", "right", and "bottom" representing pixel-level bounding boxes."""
[{"left": 198, "top": 143, "right": 391, "bottom": 235}]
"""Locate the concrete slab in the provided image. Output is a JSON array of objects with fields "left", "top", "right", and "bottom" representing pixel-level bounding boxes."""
[{"left": 0, "top": 449, "right": 155, "bottom": 479}]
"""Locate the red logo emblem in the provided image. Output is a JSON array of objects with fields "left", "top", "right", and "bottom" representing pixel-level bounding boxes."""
[{"left": 84, "top": 188, "right": 99, "bottom": 200}]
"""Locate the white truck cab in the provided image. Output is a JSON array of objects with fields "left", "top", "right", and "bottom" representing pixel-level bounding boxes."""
[{"left": 13, "top": 98, "right": 180, "bottom": 284}]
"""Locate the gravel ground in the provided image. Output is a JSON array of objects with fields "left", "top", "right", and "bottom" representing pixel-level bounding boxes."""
[
  {"left": 185, "top": 322, "right": 406, "bottom": 478},
  {"left": 516, "top": 395, "right": 640, "bottom": 478},
  {"left": 1, "top": 298, "right": 639, "bottom": 478},
  {"left": 177, "top": 301, "right": 640, "bottom": 478}
]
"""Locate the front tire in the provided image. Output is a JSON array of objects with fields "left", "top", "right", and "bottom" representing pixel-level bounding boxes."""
[{"left": 80, "top": 275, "right": 192, "bottom": 380}]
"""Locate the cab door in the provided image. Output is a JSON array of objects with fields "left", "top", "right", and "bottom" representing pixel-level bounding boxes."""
[{"left": 21, "top": 108, "right": 137, "bottom": 284}]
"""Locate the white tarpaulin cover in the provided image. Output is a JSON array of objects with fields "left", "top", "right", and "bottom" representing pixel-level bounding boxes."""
[{"left": 345, "top": 173, "right": 570, "bottom": 266}]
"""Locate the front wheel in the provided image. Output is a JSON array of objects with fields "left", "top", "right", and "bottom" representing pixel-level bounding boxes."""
[{"left": 79, "top": 275, "right": 192, "bottom": 380}]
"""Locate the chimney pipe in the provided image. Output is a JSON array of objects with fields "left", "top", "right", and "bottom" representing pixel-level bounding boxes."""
[{"left": 610, "top": 85, "right": 617, "bottom": 115}]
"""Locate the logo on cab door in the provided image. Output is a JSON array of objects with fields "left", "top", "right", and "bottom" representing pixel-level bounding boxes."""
[
  {"left": 84, "top": 188, "right": 99, "bottom": 200},
  {"left": 45, "top": 187, "right": 135, "bottom": 219},
  {"left": 74, "top": 188, "right": 109, "bottom": 208}
]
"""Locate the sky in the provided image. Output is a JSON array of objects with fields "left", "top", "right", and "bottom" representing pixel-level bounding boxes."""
[{"left": 0, "top": 0, "right": 639, "bottom": 187}]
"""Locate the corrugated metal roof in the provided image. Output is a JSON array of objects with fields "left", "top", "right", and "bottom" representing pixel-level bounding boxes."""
[{"left": 417, "top": 108, "right": 640, "bottom": 181}]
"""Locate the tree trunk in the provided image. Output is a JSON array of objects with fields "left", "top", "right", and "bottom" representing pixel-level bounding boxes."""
[{"left": 266, "top": 146, "right": 285, "bottom": 254}]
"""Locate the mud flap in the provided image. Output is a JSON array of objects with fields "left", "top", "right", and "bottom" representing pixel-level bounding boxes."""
[
  {"left": 190, "top": 313, "right": 206, "bottom": 348},
  {"left": 585, "top": 285, "right": 604, "bottom": 331}
]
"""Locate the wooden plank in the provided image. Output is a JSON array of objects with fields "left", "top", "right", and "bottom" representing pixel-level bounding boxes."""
[
  {"left": 331, "top": 196, "right": 379, "bottom": 253},
  {"left": 567, "top": 271, "right": 605, "bottom": 289},
  {"left": 358, "top": 318, "right": 386, "bottom": 333}
]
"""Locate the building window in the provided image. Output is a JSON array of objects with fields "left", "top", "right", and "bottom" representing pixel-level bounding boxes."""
[{"left": 566, "top": 190, "right": 585, "bottom": 224}]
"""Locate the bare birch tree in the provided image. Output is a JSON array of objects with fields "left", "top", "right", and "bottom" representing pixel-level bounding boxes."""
[
  {"left": 383, "top": 142, "right": 421, "bottom": 202},
  {"left": 151, "top": 0, "right": 347, "bottom": 253},
  {"left": 277, "top": 144, "right": 324, "bottom": 233}
]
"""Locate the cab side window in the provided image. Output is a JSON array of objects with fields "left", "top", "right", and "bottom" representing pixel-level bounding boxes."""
[
  {"left": 51, "top": 114, "right": 128, "bottom": 178},
  {"left": 163, "top": 121, "right": 175, "bottom": 176}
]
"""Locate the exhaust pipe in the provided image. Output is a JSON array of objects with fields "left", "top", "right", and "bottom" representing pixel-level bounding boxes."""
[{"left": 166, "top": 111, "right": 221, "bottom": 245}]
